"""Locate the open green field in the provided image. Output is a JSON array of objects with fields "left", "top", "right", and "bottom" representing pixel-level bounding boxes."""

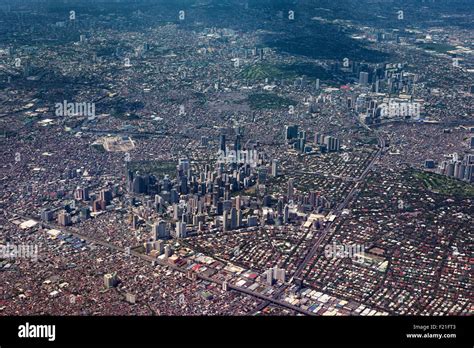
[
  {"left": 415, "top": 42, "right": 456, "bottom": 54},
  {"left": 247, "top": 92, "right": 296, "bottom": 110},
  {"left": 413, "top": 170, "right": 474, "bottom": 198},
  {"left": 266, "top": 34, "right": 388, "bottom": 63},
  {"left": 127, "top": 160, "right": 177, "bottom": 179},
  {"left": 239, "top": 62, "right": 334, "bottom": 82}
]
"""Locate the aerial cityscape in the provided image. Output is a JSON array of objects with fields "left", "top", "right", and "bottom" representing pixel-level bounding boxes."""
[{"left": 0, "top": 0, "right": 472, "bottom": 319}]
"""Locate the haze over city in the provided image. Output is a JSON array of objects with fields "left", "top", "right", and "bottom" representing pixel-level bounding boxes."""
[{"left": 0, "top": 0, "right": 472, "bottom": 324}]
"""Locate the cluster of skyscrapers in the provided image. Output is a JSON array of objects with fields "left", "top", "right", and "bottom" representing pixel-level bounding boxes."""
[
  {"left": 314, "top": 133, "right": 341, "bottom": 153},
  {"left": 285, "top": 125, "right": 341, "bottom": 153},
  {"left": 266, "top": 266, "right": 286, "bottom": 285},
  {"left": 434, "top": 153, "right": 474, "bottom": 183}
]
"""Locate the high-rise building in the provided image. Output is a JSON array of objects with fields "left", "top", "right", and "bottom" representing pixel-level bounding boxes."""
[
  {"left": 257, "top": 168, "right": 267, "bottom": 184},
  {"left": 80, "top": 207, "right": 90, "bottom": 220},
  {"left": 180, "top": 176, "right": 188, "bottom": 194},
  {"left": 425, "top": 159, "right": 436, "bottom": 169},
  {"left": 230, "top": 207, "right": 237, "bottom": 230},
  {"left": 283, "top": 204, "right": 289, "bottom": 224},
  {"left": 219, "top": 134, "right": 226, "bottom": 153},
  {"left": 57, "top": 211, "right": 72, "bottom": 226},
  {"left": 247, "top": 215, "right": 258, "bottom": 227},
  {"left": 131, "top": 214, "right": 139, "bottom": 230},
  {"left": 223, "top": 210, "right": 229, "bottom": 232},
  {"left": 359, "top": 72, "right": 369, "bottom": 85},
  {"left": 173, "top": 204, "right": 180, "bottom": 220},
  {"left": 41, "top": 209, "right": 53, "bottom": 222},
  {"left": 277, "top": 198, "right": 284, "bottom": 215},
  {"left": 235, "top": 195, "right": 242, "bottom": 210},
  {"left": 266, "top": 269, "right": 274, "bottom": 285},
  {"left": 99, "top": 189, "right": 112, "bottom": 204},
  {"left": 104, "top": 273, "right": 118, "bottom": 289},
  {"left": 236, "top": 210, "right": 243, "bottom": 228},
  {"left": 287, "top": 179, "right": 294, "bottom": 199},
  {"left": 454, "top": 162, "right": 461, "bottom": 178},
  {"left": 446, "top": 162, "right": 455, "bottom": 177},
  {"left": 178, "top": 158, "right": 190, "bottom": 174},
  {"left": 126, "top": 170, "right": 134, "bottom": 192},
  {"left": 164, "top": 245, "right": 172, "bottom": 258},
  {"left": 92, "top": 199, "right": 104, "bottom": 212},
  {"left": 285, "top": 125, "right": 298, "bottom": 141},
  {"left": 272, "top": 159, "right": 278, "bottom": 177},
  {"left": 298, "top": 137, "right": 306, "bottom": 153},
  {"left": 458, "top": 163, "right": 466, "bottom": 180},
  {"left": 314, "top": 133, "right": 323, "bottom": 145},
  {"left": 144, "top": 241, "right": 153, "bottom": 254},
  {"left": 170, "top": 189, "right": 179, "bottom": 204},
  {"left": 154, "top": 240, "right": 164, "bottom": 254},
  {"left": 234, "top": 134, "right": 241, "bottom": 152},
  {"left": 273, "top": 267, "right": 286, "bottom": 283},
  {"left": 132, "top": 175, "right": 146, "bottom": 194},
  {"left": 223, "top": 199, "right": 232, "bottom": 212},
  {"left": 152, "top": 220, "right": 168, "bottom": 240},
  {"left": 74, "top": 187, "right": 89, "bottom": 201},
  {"left": 324, "top": 136, "right": 341, "bottom": 152},
  {"left": 176, "top": 220, "right": 187, "bottom": 238},
  {"left": 125, "top": 293, "right": 136, "bottom": 304}
]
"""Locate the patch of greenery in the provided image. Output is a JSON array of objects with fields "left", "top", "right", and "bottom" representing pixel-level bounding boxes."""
[
  {"left": 239, "top": 64, "right": 283, "bottom": 80},
  {"left": 0, "top": 127, "right": 20, "bottom": 138},
  {"left": 193, "top": 92, "right": 207, "bottom": 106},
  {"left": 239, "top": 62, "right": 334, "bottom": 82},
  {"left": 264, "top": 22, "right": 389, "bottom": 63},
  {"left": 109, "top": 99, "right": 144, "bottom": 119},
  {"left": 415, "top": 42, "right": 456, "bottom": 54},
  {"left": 413, "top": 170, "right": 474, "bottom": 198},
  {"left": 247, "top": 92, "right": 296, "bottom": 110},
  {"left": 127, "top": 160, "right": 177, "bottom": 179},
  {"left": 90, "top": 143, "right": 106, "bottom": 153},
  {"left": 278, "top": 63, "right": 333, "bottom": 80}
]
